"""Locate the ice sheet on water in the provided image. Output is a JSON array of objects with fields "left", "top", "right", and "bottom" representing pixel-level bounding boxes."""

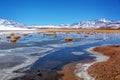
[
  {"left": 0, "top": 47, "right": 53, "bottom": 55},
  {"left": 72, "top": 52, "right": 84, "bottom": 55},
  {"left": 0, "top": 46, "right": 54, "bottom": 80},
  {"left": 62, "top": 40, "right": 99, "bottom": 47},
  {"left": 75, "top": 47, "right": 109, "bottom": 80},
  {"left": 0, "top": 32, "right": 113, "bottom": 80},
  {"left": 0, "top": 55, "right": 26, "bottom": 69}
]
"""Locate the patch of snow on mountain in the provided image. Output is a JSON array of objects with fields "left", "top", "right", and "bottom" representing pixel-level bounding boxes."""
[{"left": 0, "top": 19, "right": 34, "bottom": 30}]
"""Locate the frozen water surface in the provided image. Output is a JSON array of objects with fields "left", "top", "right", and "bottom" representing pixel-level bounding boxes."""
[{"left": 0, "top": 31, "right": 120, "bottom": 80}]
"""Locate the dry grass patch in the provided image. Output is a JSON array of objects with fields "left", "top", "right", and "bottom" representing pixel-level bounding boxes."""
[
  {"left": 6, "top": 36, "right": 11, "bottom": 39},
  {"left": 64, "top": 38, "right": 73, "bottom": 42},
  {"left": 13, "top": 36, "right": 20, "bottom": 39},
  {"left": 10, "top": 39, "right": 17, "bottom": 42},
  {"left": 44, "top": 33, "right": 56, "bottom": 36}
]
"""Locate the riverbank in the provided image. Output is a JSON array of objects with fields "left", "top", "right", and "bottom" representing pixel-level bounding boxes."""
[
  {"left": 58, "top": 59, "right": 95, "bottom": 80},
  {"left": 74, "top": 47, "right": 109, "bottom": 80},
  {"left": 1, "top": 30, "right": 120, "bottom": 80},
  {"left": 87, "top": 45, "right": 120, "bottom": 80},
  {"left": 11, "top": 45, "right": 120, "bottom": 80},
  {"left": 72, "top": 44, "right": 120, "bottom": 80}
]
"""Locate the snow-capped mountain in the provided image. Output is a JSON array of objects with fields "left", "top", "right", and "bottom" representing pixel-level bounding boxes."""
[
  {"left": 0, "top": 19, "right": 25, "bottom": 27},
  {"left": 1, "top": 18, "right": 120, "bottom": 30},
  {"left": 31, "top": 18, "right": 120, "bottom": 29},
  {"left": 0, "top": 19, "right": 33, "bottom": 30},
  {"left": 29, "top": 25, "right": 60, "bottom": 29},
  {"left": 70, "top": 18, "right": 120, "bottom": 29}
]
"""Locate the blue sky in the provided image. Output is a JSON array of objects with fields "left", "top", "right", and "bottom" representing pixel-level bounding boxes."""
[{"left": 0, "top": 0, "right": 120, "bottom": 25}]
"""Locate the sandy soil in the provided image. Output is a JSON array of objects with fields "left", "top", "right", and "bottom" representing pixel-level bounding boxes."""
[
  {"left": 58, "top": 62, "right": 80, "bottom": 80},
  {"left": 58, "top": 59, "right": 94, "bottom": 80},
  {"left": 87, "top": 45, "right": 120, "bottom": 80}
]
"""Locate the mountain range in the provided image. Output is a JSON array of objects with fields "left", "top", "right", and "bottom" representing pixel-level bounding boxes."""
[
  {"left": 70, "top": 18, "right": 120, "bottom": 29},
  {"left": 0, "top": 19, "right": 30, "bottom": 30},
  {"left": 0, "top": 18, "right": 120, "bottom": 30}
]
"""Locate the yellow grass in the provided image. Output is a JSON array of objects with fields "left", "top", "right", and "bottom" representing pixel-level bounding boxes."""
[
  {"left": 6, "top": 36, "right": 11, "bottom": 39},
  {"left": 10, "top": 39, "right": 17, "bottom": 42},
  {"left": 64, "top": 38, "right": 73, "bottom": 42},
  {"left": 39, "top": 29, "right": 120, "bottom": 34},
  {"left": 43, "top": 33, "right": 56, "bottom": 36},
  {"left": 13, "top": 36, "right": 20, "bottom": 39}
]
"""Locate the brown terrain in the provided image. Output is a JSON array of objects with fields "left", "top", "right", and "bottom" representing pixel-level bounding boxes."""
[
  {"left": 58, "top": 59, "right": 94, "bottom": 80},
  {"left": 87, "top": 45, "right": 120, "bottom": 80},
  {"left": 58, "top": 62, "right": 82, "bottom": 80}
]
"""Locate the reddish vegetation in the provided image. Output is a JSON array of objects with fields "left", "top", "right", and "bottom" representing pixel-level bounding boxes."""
[{"left": 88, "top": 45, "right": 120, "bottom": 80}]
